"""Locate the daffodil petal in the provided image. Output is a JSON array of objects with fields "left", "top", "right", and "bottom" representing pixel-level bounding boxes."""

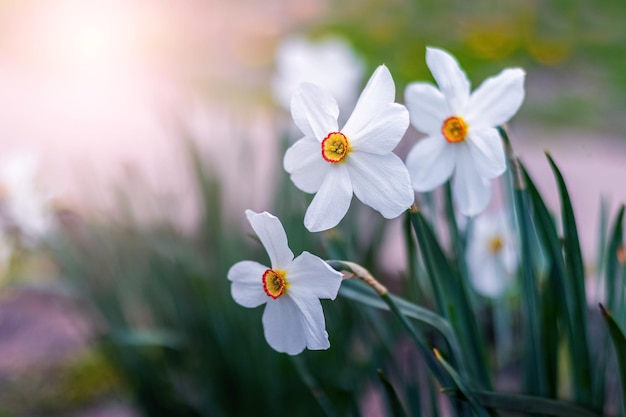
[
  {"left": 452, "top": 147, "right": 492, "bottom": 216},
  {"left": 228, "top": 260, "right": 268, "bottom": 308},
  {"left": 288, "top": 292, "right": 331, "bottom": 350},
  {"left": 342, "top": 65, "right": 396, "bottom": 140},
  {"left": 304, "top": 165, "right": 352, "bottom": 232},
  {"left": 466, "top": 128, "right": 506, "bottom": 179},
  {"left": 291, "top": 83, "right": 339, "bottom": 140},
  {"left": 288, "top": 251, "right": 343, "bottom": 300},
  {"left": 284, "top": 137, "right": 330, "bottom": 193},
  {"left": 467, "top": 249, "right": 507, "bottom": 297},
  {"left": 426, "top": 47, "right": 470, "bottom": 113},
  {"left": 349, "top": 152, "right": 414, "bottom": 218},
  {"left": 245, "top": 210, "right": 294, "bottom": 269},
  {"left": 262, "top": 297, "right": 308, "bottom": 355},
  {"left": 405, "top": 136, "right": 456, "bottom": 191},
  {"left": 344, "top": 103, "right": 409, "bottom": 155},
  {"left": 404, "top": 82, "right": 449, "bottom": 135},
  {"left": 465, "top": 68, "right": 525, "bottom": 129}
]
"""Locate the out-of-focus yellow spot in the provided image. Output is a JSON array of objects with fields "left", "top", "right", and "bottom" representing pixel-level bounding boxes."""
[
  {"left": 465, "top": 20, "right": 519, "bottom": 60},
  {"left": 527, "top": 39, "right": 572, "bottom": 66},
  {"left": 488, "top": 236, "right": 504, "bottom": 254}
]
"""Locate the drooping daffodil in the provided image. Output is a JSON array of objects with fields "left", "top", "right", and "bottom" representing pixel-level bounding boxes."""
[
  {"left": 404, "top": 47, "right": 525, "bottom": 216},
  {"left": 284, "top": 65, "right": 414, "bottom": 232},
  {"left": 227, "top": 210, "right": 343, "bottom": 355},
  {"left": 466, "top": 212, "right": 518, "bottom": 298}
]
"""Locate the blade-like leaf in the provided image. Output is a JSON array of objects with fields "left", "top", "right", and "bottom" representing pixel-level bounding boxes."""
[
  {"left": 378, "top": 369, "right": 410, "bottom": 417},
  {"left": 409, "top": 209, "right": 492, "bottom": 390},
  {"left": 546, "top": 153, "right": 592, "bottom": 405},
  {"left": 599, "top": 304, "right": 626, "bottom": 411},
  {"left": 434, "top": 349, "right": 490, "bottom": 417},
  {"left": 521, "top": 162, "right": 594, "bottom": 406},
  {"left": 606, "top": 206, "right": 625, "bottom": 311},
  {"left": 337, "top": 266, "right": 466, "bottom": 372},
  {"left": 499, "top": 126, "right": 547, "bottom": 397},
  {"left": 446, "top": 389, "right": 602, "bottom": 417}
]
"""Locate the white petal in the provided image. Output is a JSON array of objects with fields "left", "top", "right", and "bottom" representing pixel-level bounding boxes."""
[
  {"left": 262, "top": 297, "right": 308, "bottom": 354},
  {"left": 284, "top": 137, "right": 330, "bottom": 193},
  {"left": 227, "top": 260, "right": 268, "bottom": 308},
  {"left": 404, "top": 82, "right": 449, "bottom": 135},
  {"left": 405, "top": 136, "right": 456, "bottom": 191},
  {"left": 343, "top": 103, "right": 409, "bottom": 155},
  {"left": 342, "top": 65, "right": 396, "bottom": 139},
  {"left": 288, "top": 292, "right": 331, "bottom": 350},
  {"left": 426, "top": 47, "right": 470, "bottom": 113},
  {"left": 245, "top": 210, "right": 294, "bottom": 269},
  {"left": 466, "top": 128, "right": 506, "bottom": 179},
  {"left": 452, "top": 147, "right": 492, "bottom": 216},
  {"left": 348, "top": 152, "right": 414, "bottom": 218},
  {"left": 291, "top": 83, "right": 339, "bottom": 140},
  {"left": 465, "top": 68, "right": 525, "bottom": 129},
  {"left": 467, "top": 251, "right": 509, "bottom": 298},
  {"left": 304, "top": 165, "right": 353, "bottom": 232},
  {"left": 288, "top": 251, "right": 343, "bottom": 300}
]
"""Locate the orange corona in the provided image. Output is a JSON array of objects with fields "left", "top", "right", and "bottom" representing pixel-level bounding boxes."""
[{"left": 441, "top": 116, "right": 468, "bottom": 143}]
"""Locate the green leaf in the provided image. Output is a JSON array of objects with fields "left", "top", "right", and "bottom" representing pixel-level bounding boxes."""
[
  {"left": 502, "top": 151, "right": 547, "bottom": 396},
  {"left": 605, "top": 205, "right": 625, "bottom": 311},
  {"left": 599, "top": 304, "right": 626, "bottom": 412},
  {"left": 337, "top": 278, "right": 450, "bottom": 386},
  {"left": 408, "top": 209, "right": 492, "bottom": 390},
  {"left": 110, "top": 329, "right": 182, "bottom": 348},
  {"left": 339, "top": 279, "right": 465, "bottom": 369},
  {"left": 378, "top": 369, "right": 410, "bottom": 417},
  {"left": 522, "top": 158, "right": 596, "bottom": 407},
  {"left": 291, "top": 356, "right": 339, "bottom": 417},
  {"left": 546, "top": 153, "right": 592, "bottom": 405},
  {"left": 434, "top": 350, "right": 490, "bottom": 417},
  {"left": 446, "top": 389, "right": 602, "bottom": 417}
]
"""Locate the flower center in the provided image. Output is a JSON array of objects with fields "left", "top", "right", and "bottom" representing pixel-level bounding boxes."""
[
  {"left": 441, "top": 116, "right": 468, "bottom": 143},
  {"left": 488, "top": 236, "right": 504, "bottom": 254},
  {"left": 321, "top": 132, "right": 351, "bottom": 163},
  {"left": 262, "top": 269, "right": 288, "bottom": 299}
]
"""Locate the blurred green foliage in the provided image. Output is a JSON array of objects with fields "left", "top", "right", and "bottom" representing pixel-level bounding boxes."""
[
  {"left": 51, "top": 142, "right": 430, "bottom": 417},
  {"left": 307, "top": 0, "right": 626, "bottom": 132}
]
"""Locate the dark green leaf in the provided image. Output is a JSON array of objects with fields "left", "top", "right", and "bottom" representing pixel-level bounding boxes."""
[
  {"left": 409, "top": 209, "right": 492, "bottom": 390},
  {"left": 546, "top": 153, "right": 592, "bottom": 405},
  {"left": 599, "top": 304, "right": 626, "bottom": 412},
  {"left": 378, "top": 369, "right": 410, "bottom": 417}
]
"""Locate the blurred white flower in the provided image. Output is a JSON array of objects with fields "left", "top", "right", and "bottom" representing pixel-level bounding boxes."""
[
  {"left": 466, "top": 212, "right": 518, "bottom": 298},
  {"left": 272, "top": 35, "right": 365, "bottom": 112},
  {"left": 404, "top": 47, "right": 525, "bottom": 216},
  {"left": 228, "top": 210, "right": 343, "bottom": 355},
  {"left": 0, "top": 152, "right": 56, "bottom": 244},
  {"left": 284, "top": 65, "right": 414, "bottom": 232}
]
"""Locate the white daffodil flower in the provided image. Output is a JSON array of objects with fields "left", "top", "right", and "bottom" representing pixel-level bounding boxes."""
[
  {"left": 284, "top": 65, "right": 414, "bottom": 232},
  {"left": 466, "top": 212, "right": 518, "bottom": 298},
  {"left": 404, "top": 47, "right": 525, "bottom": 216},
  {"left": 272, "top": 35, "right": 365, "bottom": 112},
  {"left": 227, "top": 210, "right": 343, "bottom": 355}
]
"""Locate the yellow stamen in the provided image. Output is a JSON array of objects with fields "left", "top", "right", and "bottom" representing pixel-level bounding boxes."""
[
  {"left": 488, "top": 236, "right": 504, "bottom": 254},
  {"left": 262, "top": 269, "right": 288, "bottom": 299},
  {"left": 441, "top": 116, "right": 468, "bottom": 143},
  {"left": 321, "top": 132, "right": 351, "bottom": 163}
]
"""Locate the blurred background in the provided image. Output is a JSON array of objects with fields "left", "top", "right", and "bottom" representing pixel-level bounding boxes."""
[{"left": 0, "top": 0, "right": 625, "bottom": 415}]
